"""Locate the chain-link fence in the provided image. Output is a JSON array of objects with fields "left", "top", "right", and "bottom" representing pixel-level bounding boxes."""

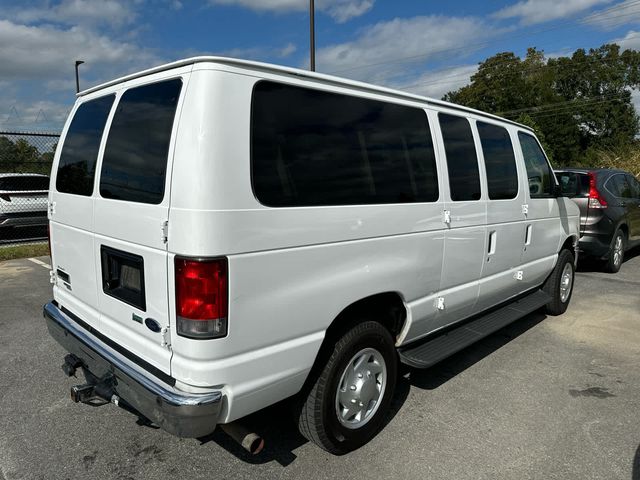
[{"left": 0, "top": 131, "right": 59, "bottom": 245}]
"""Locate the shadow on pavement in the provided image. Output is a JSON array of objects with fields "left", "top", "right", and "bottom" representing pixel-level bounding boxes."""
[
  {"left": 577, "top": 245, "right": 640, "bottom": 273},
  {"left": 408, "top": 311, "right": 547, "bottom": 390},
  {"left": 195, "top": 376, "right": 411, "bottom": 465}
]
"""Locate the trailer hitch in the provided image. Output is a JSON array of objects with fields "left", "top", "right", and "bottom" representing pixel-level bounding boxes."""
[{"left": 70, "top": 373, "right": 119, "bottom": 407}]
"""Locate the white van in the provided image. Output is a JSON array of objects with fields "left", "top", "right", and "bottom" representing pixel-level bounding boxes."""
[{"left": 44, "top": 57, "right": 580, "bottom": 454}]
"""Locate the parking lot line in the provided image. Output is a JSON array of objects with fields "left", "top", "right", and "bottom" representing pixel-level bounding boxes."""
[{"left": 28, "top": 257, "right": 51, "bottom": 270}]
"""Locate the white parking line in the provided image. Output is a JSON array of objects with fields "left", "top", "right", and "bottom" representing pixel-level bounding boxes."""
[{"left": 28, "top": 258, "right": 52, "bottom": 270}]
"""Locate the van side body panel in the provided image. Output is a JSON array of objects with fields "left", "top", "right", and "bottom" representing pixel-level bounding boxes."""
[{"left": 168, "top": 68, "right": 446, "bottom": 421}]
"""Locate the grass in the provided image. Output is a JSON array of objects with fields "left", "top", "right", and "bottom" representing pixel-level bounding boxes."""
[{"left": 0, "top": 243, "right": 49, "bottom": 262}]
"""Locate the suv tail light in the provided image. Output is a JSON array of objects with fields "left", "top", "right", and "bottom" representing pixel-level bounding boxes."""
[
  {"left": 175, "top": 257, "right": 228, "bottom": 339},
  {"left": 588, "top": 172, "right": 607, "bottom": 209}
]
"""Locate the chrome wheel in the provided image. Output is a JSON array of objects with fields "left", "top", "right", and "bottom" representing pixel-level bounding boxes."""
[
  {"left": 335, "top": 348, "right": 387, "bottom": 430},
  {"left": 612, "top": 235, "right": 624, "bottom": 268},
  {"left": 559, "top": 262, "right": 573, "bottom": 303}
]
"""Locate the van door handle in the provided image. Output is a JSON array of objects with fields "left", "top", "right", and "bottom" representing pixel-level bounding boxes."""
[
  {"left": 525, "top": 225, "right": 533, "bottom": 246},
  {"left": 488, "top": 231, "right": 497, "bottom": 256}
]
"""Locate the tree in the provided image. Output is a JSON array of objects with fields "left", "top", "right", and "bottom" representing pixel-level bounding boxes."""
[{"left": 444, "top": 44, "right": 640, "bottom": 166}]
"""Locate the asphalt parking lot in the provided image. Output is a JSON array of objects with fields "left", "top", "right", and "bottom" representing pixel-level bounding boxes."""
[{"left": 1, "top": 252, "right": 640, "bottom": 480}]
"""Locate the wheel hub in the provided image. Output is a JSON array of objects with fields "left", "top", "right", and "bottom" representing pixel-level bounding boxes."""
[{"left": 335, "top": 348, "right": 386, "bottom": 429}]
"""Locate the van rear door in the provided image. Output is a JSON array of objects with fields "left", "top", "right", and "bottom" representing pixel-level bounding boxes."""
[
  {"left": 49, "top": 94, "right": 116, "bottom": 331},
  {"left": 92, "top": 74, "right": 187, "bottom": 375}
]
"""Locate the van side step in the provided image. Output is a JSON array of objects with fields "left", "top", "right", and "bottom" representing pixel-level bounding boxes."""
[{"left": 398, "top": 290, "right": 551, "bottom": 369}]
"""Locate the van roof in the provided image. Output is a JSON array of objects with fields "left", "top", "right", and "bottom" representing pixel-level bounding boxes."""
[{"left": 79, "top": 56, "right": 532, "bottom": 132}]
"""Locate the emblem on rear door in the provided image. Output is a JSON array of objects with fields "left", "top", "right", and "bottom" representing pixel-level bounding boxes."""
[{"left": 145, "top": 318, "right": 161, "bottom": 333}]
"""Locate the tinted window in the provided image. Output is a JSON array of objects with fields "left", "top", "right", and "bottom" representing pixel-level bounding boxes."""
[
  {"left": 477, "top": 122, "right": 518, "bottom": 200},
  {"left": 100, "top": 79, "right": 182, "bottom": 204},
  {"left": 609, "top": 174, "right": 633, "bottom": 198},
  {"left": 0, "top": 176, "right": 49, "bottom": 191},
  {"left": 252, "top": 81, "right": 438, "bottom": 207},
  {"left": 56, "top": 95, "right": 114, "bottom": 196},
  {"left": 438, "top": 114, "right": 481, "bottom": 201},
  {"left": 555, "top": 172, "right": 589, "bottom": 198},
  {"left": 627, "top": 175, "right": 640, "bottom": 199},
  {"left": 518, "top": 133, "right": 554, "bottom": 198}
]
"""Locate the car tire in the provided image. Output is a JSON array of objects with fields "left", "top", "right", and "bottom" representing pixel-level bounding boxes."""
[
  {"left": 543, "top": 249, "right": 575, "bottom": 316},
  {"left": 604, "top": 229, "right": 625, "bottom": 274},
  {"left": 295, "top": 321, "right": 398, "bottom": 454}
]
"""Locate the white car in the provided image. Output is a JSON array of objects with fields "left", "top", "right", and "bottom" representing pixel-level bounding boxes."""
[
  {"left": 0, "top": 173, "right": 49, "bottom": 236},
  {"left": 44, "top": 57, "right": 580, "bottom": 454}
]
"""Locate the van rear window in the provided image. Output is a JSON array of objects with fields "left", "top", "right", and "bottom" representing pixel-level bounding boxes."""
[
  {"left": 251, "top": 81, "right": 439, "bottom": 207},
  {"left": 56, "top": 95, "right": 114, "bottom": 196},
  {"left": 100, "top": 79, "right": 182, "bottom": 204}
]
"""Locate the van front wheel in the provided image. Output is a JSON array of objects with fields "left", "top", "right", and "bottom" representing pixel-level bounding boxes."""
[
  {"left": 296, "top": 321, "right": 398, "bottom": 454},
  {"left": 543, "top": 249, "right": 575, "bottom": 316}
]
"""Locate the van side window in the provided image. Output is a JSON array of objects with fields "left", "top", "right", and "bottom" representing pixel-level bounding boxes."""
[
  {"left": 438, "top": 113, "right": 481, "bottom": 201},
  {"left": 251, "top": 81, "right": 438, "bottom": 207},
  {"left": 100, "top": 79, "right": 182, "bottom": 204},
  {"left": 477, "top": 122, "right": 518, "bottom": 200},
  {"left": 56, "top": 95, "right": 114, "bottom": 196},
  {"left": 518, "top": 132, "right": 554, "bottom": 198}
]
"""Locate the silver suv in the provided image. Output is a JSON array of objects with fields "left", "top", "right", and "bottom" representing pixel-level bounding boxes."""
[{"left": 0, "top": 173, "right": 49, "bottom": 238}]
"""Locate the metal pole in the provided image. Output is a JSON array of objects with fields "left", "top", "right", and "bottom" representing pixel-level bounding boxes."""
[
  {"left": 75, "top": 60, "right": 84, "bottom": 93},
  {"left": 310, "top": 0, "right": 315, "bottom": 71}
]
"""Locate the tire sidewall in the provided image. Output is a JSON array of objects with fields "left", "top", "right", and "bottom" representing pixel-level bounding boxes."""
[
  {"left": 608, "top": 230, "right": 625, "bottom": 272},
  {"left": 322, "top": 323, "right": 397, "bottom": 452}
]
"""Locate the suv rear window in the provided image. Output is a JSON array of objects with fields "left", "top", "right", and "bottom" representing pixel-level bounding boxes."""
[
  {"left": 555, "top": 172, "right": 589, "bottom": 197},
  {"left": 100, "top": 79, "right": 182, "bottom": 204},
  {"left": 56, "top": 95, "right": 115, "bottom": 196},
  {"left": 0, "top": 176, "right": 49, "bottom": 191}
]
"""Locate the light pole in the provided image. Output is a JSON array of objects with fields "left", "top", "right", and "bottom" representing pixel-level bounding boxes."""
[
  {"left": 75, "top": 60, "right": 84, "bottom": 93},
  {"left": 310, "top": 0, "right": 315, "bottom": 71}
]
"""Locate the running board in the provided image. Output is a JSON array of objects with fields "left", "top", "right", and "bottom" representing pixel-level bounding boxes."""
[{"left": 398, "top": 289, "right": 551, "bottom": 369}]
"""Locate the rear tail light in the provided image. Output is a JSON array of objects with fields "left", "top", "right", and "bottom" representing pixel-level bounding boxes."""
[
  {"left": 588, "top": 172, "right": 607, "bottom": 209},
  {"left": 175, "top": 257, "right": 228, "bottom": 339}
]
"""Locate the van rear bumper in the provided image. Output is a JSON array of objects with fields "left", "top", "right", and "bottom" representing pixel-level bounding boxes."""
[{"left": 43, "top": 301, "right": 223, "bottom": 438}]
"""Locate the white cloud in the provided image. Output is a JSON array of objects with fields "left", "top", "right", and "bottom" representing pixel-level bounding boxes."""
[
  {"left": 612, "top": 29, "right": 640, "bottom": 50},
  {"left": 493, "top": 0, "right": 612, "bottom": 25},
  {"left": 9, "top": 0, "right": 136, "bottom": 28},
  {"left": 278, "top": 42, "right": 297, "bottom": 57},
  {"left": 315, "top": 16, "right": 491, "bottom": 84},
  {"left": 0, "top": 20, "right": 161, "bottom": 84},
  {"left": 583, "top": 0, "right": 640, "bottom": 29},
  {"left": 209, "top": 0, "right": 374, "bottom": 23},
  {"left": 392, "top": 64, "right": 479, "bottom": 100}
]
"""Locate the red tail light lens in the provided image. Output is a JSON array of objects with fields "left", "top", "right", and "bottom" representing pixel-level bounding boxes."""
[
  {"left": 175, "top": 257, "right": 228, "bottom": 339},
  {"left": 588, "top": 172, "right": 607, "bottom": 209}
]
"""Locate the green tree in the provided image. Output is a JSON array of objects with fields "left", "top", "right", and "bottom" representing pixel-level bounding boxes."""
[{"left": 444, "top": 44, "right": 640, "bottom": 166}]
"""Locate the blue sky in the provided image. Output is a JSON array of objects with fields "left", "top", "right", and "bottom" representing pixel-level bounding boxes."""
[{"left": 1, "top": 0, "right": 640, "bottom": 131}]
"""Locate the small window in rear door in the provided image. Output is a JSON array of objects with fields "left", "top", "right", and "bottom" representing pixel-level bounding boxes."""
[
  {"left": 56, "top": 95, "right": 115, "bottom": 196},
  {"left": 100, "top": 79, "right": 182, "bottom": 204}
]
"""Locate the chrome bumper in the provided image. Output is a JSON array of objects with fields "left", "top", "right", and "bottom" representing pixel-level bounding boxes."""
[{"left": 43, "top": 301, "right": 223, "bottom": 438}]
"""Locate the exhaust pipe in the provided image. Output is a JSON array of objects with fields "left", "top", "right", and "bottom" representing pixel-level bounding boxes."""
[{"left": 220, "top": 423, "right": 264, "bottom": 455}]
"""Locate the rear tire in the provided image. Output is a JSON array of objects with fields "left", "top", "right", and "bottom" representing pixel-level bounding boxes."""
[
  {"left": 543, "top": 249, "right": 575, "bottom": 316},
  {"left": 604, "top": 229, "right": 625, "bottom": 274},
  {"left": 295, "top": 321, "right": 397, "bottom": 454}
]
